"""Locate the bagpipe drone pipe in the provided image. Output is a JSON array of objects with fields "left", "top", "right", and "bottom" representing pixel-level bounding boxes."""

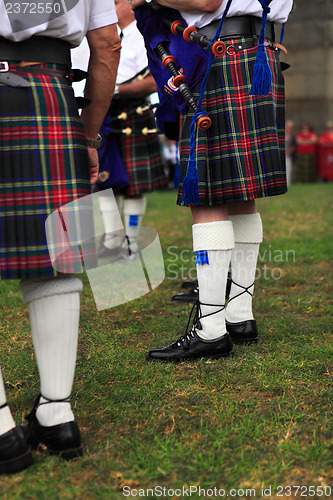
[{"left": 134, "top": 5, "right": 214, "bottom": 137}]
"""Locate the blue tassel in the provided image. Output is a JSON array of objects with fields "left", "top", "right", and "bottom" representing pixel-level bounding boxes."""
[
  {"left": 181, "top": 0, "right": 233, "bottom": 206},
  {"left": 250, "top": 0, "right": 273, "bottom": 96},
  {"left": 195, "top": 250, "right": 209, "bottom": 266},
  {"left": 182, "top": 171, "right": 201, "bottom": 205},
  {"left": 250, "top": 44, "right": 272, "bottom": 96},
  {"left": 181, "top": 112, "right": 202, "bottom": 206}
]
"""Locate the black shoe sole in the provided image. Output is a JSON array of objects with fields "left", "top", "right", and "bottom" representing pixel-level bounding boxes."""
[
  {"left": 0, "top": 449, "right": 33, "bottom": 475},
  {"left": 29, "top": 438, "right": 83, "bottom": 461},
  {"left": 48, "top": 446, "right": 83, "bottom": 461},
  {"left": 231, "top": 338, "right": 258, "bottom": 345},
  {"left": 146, "top": 350, "right": 234, "bottom": 362}
]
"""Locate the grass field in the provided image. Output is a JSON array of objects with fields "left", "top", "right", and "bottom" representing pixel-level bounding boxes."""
[{"left": 0, "top": 183, "right": 332, "bottom": 499}]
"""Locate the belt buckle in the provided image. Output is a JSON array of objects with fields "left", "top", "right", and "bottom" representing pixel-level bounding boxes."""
[
  {"left": 226, "top": 45, "right": 236, "bottom": 56},
  {"left": 0, "top": 61, "right": 9, "bottom": 72}
]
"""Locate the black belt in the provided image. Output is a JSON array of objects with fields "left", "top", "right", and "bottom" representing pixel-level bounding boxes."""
[
  {"left": 197, "top": 15, "right": 275, "bottom": 42},
  {"left": 0, "top": 36, "right": 71, "bottom": 66}
]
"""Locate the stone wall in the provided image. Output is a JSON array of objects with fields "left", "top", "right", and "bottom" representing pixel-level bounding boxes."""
[{"left": 280, "top": 0, "right": 333, "bottom": 134}]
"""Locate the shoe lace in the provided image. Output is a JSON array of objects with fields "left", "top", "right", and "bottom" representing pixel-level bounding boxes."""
[
  {"left": 227, "top": 280, "right": 254, "bottom": 303},
  {"left": 176, "top": 299, "right": 225, "bottom": 349}
]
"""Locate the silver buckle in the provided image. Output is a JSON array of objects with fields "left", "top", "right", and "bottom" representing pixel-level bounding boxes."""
[
  {"left": 226, "top": 45, "right": 236, "bottom": 56},
  {"left": 0, "top": 61, "right": 9, "bottom": 72}
]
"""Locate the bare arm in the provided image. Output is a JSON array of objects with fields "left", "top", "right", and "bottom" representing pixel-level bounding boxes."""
[
  {"left": 131, "top": 0, "right": 222, "bottom": 13},
  {"left": 117, "top": 74, "right": 156, "bottom": 99},
  {"left": 81, "top": 24, "right": 121, "bottom": 141}
]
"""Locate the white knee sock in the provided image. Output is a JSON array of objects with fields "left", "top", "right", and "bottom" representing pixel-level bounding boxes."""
[
  {"left": 123, "top": 197, "right": 146, "bottom": 250},
  {"left": 226, "top": 213, "right": 263, "bottom": 323},
  {"left": 20, "top": 275, "right": 83, "bottom": 427},
  {"left": 99, "top": 191, "right": 123, "bottom": 249},
  {"left": 0, "top": 367, "right": 16, "bottom": 436},
  {"left": 193, "top": 221, "right": 234, "bottom": 340}
]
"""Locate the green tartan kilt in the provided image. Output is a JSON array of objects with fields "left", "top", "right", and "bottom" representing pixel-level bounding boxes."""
[
  {"left": 177, "top": 36, "right": 287, "bottom": 206},
  {"left": 0, "top": 63, "right": 91, "bottom": 280}
]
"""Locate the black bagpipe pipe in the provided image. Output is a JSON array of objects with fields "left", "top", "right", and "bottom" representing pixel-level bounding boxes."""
[
  {"left": 162, "top": 18, "right": 226, "bottom": 57},
  {"left": 154, "top": 41, "right": 211, "bottom": 131},
  {"left": 143, "top": 4, "right": 219, "bottom": 131},
  {"left": 149, "top": 3, "right": 227, "bottom": 57}
]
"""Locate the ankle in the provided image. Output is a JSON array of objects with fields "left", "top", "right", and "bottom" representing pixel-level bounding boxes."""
[
  {"left": 35, "top": 395, "right": 74, "bottom": 427},
  {"left": 0, "top": 403, "right": 16, "bottom": 436}
]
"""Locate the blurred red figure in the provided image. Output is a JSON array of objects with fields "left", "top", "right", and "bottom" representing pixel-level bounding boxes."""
[
  {"left": 318, "top": 121, "right": 333, "bottom": 181},
  {"left": 293, "top": 122, "right": 318, "bottom": 183},
  {"left": 319, "top": 121, "right": 333, "bottom": 146}
]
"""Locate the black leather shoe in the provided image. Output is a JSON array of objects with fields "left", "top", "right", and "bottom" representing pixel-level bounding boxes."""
[
  {"left": 181, "top": 279, "right": 198, "bottom": 289},
  {"left": 226, "top": 319, "right": 258, "bottom": 345},
  {"left": 147, "top": 331, "right": 234, "bottom": 362},
  {"left": 175, "top": 272, "right": 231, "bottom": 302},
  {"left": 21, "top": 395, "right": 83, "bottom": 460},
  {"left": 0, "top": 425, "right": 33, "bottom": 475},
  {"left": 172, "top": 288, "right": 198, "bottom": 303}
]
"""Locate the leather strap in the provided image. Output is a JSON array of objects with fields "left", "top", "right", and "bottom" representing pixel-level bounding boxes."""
[
  {"left": 0, "top": 36, "right": 71, "bottom": 67},
  {"left": 0, "top": 71, "right": 30, "bottom": 88},
  {"left": 197, "top": 15, "right": 275, "bottom": 42}
]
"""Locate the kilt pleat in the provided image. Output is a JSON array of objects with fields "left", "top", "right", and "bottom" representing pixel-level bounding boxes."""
[
  {"left": 112, "top": 106, "right": 167, "bottom": 195},
  {"left": 0, "top": 64, "right": 91, "bottom": 280},
  {"left": 177, "top": 37, "right": 287, "bottom": 206}
]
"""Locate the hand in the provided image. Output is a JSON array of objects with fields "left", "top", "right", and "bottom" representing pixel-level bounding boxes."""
[
  {"left": 130, "top": 0, "right": 145, "bottom": 9},
  {"left": 88, "top": 147, "right": 99, "bottom": 185}
]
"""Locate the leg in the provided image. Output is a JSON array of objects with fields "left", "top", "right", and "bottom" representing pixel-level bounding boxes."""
[
  {"left": 0, "top": 369, "right": 15, "bottom": 436},
  {"left": 0, "top": 366, "right": 33, "bottom": 474},
  {"left": 20, "top": 275, "right": 83, "bottom": 459},
  {"left": 147, "top": 205, "right": 234, "bottom": 362},
  {"left": 226, "top": 201, "right": 263, "bottom": 344},
  {"left": 120, "top": 195, "right": 147, "bottom": 258},
  {"left": 97, "top": 190, "right": 123, "bottom": 258}
]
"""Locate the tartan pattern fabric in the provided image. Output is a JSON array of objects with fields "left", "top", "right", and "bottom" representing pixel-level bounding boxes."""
[
  {"left": 177, "top": 37, "right": 287, "bottom": 206},
  {"left": 0, "top": 63, "right": 91, "bottom": 280},
  {"left": 292, "top": 154, "right": 316, "bottom": 183},
  {"left": 111, "top": 102, "right": 167, "bottom": 196}
]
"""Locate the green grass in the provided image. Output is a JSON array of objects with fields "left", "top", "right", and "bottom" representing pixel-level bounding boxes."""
[{"left": 0, "top": 184, "right": 332, "bottom": 499}]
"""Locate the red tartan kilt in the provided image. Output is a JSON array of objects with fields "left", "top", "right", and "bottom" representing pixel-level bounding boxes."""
[
  {"left": 177, "top": 36, "right": 287, "bottom": 206},
  {"left": 0, "top": 63, "right": 91, "bottom": 280}
]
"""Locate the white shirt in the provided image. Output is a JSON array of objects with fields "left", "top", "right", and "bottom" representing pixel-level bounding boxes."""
[
  {"left": 182, "top": 0, "right": 294, "bottom": 28},
  {"left": 0, "top": 0, "right": 117, "bottom": 47},
  {"left": 116, "top": 21, "right": 148, "bottom": 85}
]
